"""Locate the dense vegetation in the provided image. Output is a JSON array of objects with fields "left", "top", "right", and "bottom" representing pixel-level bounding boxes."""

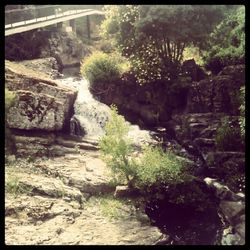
[
  {"left": 100, "top": 5, "right": 227, "bottom": 84},
  {"left": 100, "top": 105, "right": 190, "bottom": 190},
  {"left": 80, "top": 51, "right": 129, "bottom": 91},
  {"left": 203, "top": 6, "right": 245, "bottom": 74}
]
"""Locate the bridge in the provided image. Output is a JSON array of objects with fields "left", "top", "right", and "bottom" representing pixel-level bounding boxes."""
[{"left": 5, "top": 5, "right": 105, "bottom": 36}]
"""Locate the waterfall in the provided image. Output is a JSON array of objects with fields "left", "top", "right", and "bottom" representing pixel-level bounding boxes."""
[
  {"left": 70, "top": 116, "right": 83, "bottom": 136},
  {"left": 59, "top": 76, "right": 111, "bottom": 140},
  {"left": 58, "top": 74, "right": 156, "bottom": 144}
]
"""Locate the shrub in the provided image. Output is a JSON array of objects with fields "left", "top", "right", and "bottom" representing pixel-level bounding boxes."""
[
  {"left": 215, "top": 116, "right": 243, "bottom": 151},
  {"left": 135, "top": 146, "right": 186, "bottom": 189},
  {"left": 203, "top": 6, "right": 245, "bottom": 74},
  {"left": 80, "top": 51, "right": 129, "bottom": 88},
  {"left": 5, "top": 175, "right": 32, "bottom": 197},
  {"left": 5, "top": 88, "right": 16, "bottom": 113},
  {"left": 99, "top": 105, "right": 188, "bottom": 189},
  {"left": 98, "top": 39, "right": 115, "bottom": 53},
  {"left": 100, "top": 5, "right": 225, "bottom": 84},
  {"left": 99, "top": 105, "right": 136, "bottom": 186},
  {"left": 5, "top": 88, "right": 17, "bottom": 154}
]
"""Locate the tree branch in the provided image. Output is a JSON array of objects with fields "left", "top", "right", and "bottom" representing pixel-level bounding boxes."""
[{"left": 166, "top": 37, "right": 172, "bottom": 61}]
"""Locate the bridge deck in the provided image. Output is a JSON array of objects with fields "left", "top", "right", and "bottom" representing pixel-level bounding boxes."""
[{"left": 5, "top": 9, "right": 104, "bottom": 36}]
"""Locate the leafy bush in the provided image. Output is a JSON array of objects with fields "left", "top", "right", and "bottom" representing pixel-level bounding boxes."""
[
  {"left": 135, "top": 146, "right": 186, "bottom": 189},
  {"left": 99, "top": 105, "right": 188, "bottom": 189},
  {"left": 5, "top": 88, "right": 17, "bottom": 154},
  {"left": 80, "top": 51, "right": 129, "bottom": 88},
  {"left": 5, "top": 175, "right": 32, "bottom": 197},
  {"left": 203, "top": 6, "right": 245, "bottom": 74},
  {"left": 5, "top": 88, "right": 16, "bottom": 113},
  {"left": 98, "top": 39, "right": 116, "bottom": 53},
  {"left": 239, "top": 85, "right": 245, "bottom": 138},
  {"left": 215, "top": 116, "right": 243, "bottom": 151},
  {"left": 99, "top": 105, "right": 136, "bottom": 185}
]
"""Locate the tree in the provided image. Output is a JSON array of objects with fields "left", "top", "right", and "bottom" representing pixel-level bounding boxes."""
[
  {"left": 101, "top": 5, "right": 225, "bottom": 84},
  {"left": 203, "top": 5, "right": 245, "bottom": 74},
  {"left": 99, "top": 105, "right": 137, "bottom": 186}
]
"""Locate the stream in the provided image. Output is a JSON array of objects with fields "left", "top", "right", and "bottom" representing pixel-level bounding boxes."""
[{"left": 59, "top": 66, "right": 223, "bottom": 245}]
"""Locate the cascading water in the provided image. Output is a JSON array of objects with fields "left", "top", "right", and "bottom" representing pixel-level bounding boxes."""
[
  {"left": 59, "top": 76, "right": 111, "bottom": 140},
  {"left": 58, "top": 70, "right": 155, "bottom": 145}
]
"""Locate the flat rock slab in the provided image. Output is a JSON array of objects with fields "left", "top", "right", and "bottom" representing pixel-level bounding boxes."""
[
  {"left": 5, "top": 179, "right": 162, "bottom": 244},
  {"left": 6, "top": 168, "right": 83, "bottom": 203},
  {"left": 5, "top": 194, "right": 162, "bottom": 245},
  {"left": 5, "top": 151, "right": 164, "bottom": 245},
  {"left": 33, "top": 152, "right": 115, "bottom": 195}
]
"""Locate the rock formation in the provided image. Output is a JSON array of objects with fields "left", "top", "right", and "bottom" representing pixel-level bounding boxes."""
[
  {"left": 204, "top": 178, "right": 245, "bottom": 245},
  {"left": 5, "top": 60, "right": 77, "bottom": 132}
]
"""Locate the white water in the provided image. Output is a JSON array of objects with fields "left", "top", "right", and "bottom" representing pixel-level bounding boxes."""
[
  {"left": 59, "top": 77, "right": 111, "bottom": 140},
  {"left": 58, "top": 75, "right": 156, "bottom": 145}
]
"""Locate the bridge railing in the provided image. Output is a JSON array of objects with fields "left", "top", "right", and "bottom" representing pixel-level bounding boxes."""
[{"left": 5, "top": 5, "right": 103, "bottom": 26}]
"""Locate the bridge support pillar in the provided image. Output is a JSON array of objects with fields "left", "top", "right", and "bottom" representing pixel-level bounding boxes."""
[
  {"left": 57, "top": 22, "right": 63, "bottom": 29},
  {"left": 69, "top": 19, "right": 76, "bottom": 34},
  {"left": 86, "top": 16, "right": 91, "bottom": 39}
]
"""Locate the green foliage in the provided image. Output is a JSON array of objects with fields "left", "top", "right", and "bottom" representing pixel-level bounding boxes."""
[
  {"left": 100, "top": 105, "right": 188, "bottom": 189},
  {"left": 80, "top": 51, "right": 129, "bottom": 88},
  {"left": 101, "top": 5, "right": 225, "bottom": 84},
  {"left": 98, "top": 39, "right": 115, "bottom": 53},
  {"left": 215, "top": 116, "right": 243, "bottom": 151},
  {"left": 135, "top": 146, "right": 186, "bottom": 188},
  {"left": 5, "top": 88, "right": 16, "bottom": 113},
  {"left": 99, "top": 105, "right": 136, "bottom": 185},
  {"left": 86, "top": 194, "right": 136, "bottom": 221},
  {"left": 5, "top": 175, "right": 32, "bottom": 197},
  {"left": 183, "top": 46, "right": 204, "bottom": 66},
  {"left": 239, "top": 86, "right": 245, "bottom": 138},
  {"left": 203, "top": 6, "right": 245, "bottom": 73},
  {"left": 5, "top": 88, "right": 17, "bottom": 154},
  {"left": 98, "top": 195, "right": 128, "bottom": 220}
]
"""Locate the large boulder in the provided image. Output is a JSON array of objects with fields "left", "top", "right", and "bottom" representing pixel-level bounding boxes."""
[
  {"left": 186, "top": 64, "right": 245, "bottom": 114},
  {"left": 40, "top": 31, "right": 90, "bottom": 68},
  {"left": 5, "top": 60, "right": 77, "bottom": 132},
  {"left": 16, "top": 57, "right": 61, "bottom": 79},
  {"left": 172, "top": 112, "right": 224, "bottom": 142},
  {"left": 204, "top": 178, "right": 245, "bottom": 245}
]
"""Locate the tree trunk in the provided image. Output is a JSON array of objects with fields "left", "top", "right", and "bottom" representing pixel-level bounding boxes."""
[{"left": 86, "top": 16, "right": 91, "bottom": 39}]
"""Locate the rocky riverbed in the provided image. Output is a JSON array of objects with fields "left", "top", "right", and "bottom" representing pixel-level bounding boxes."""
[
  {"left": 5, "top": 150, "right": 163, "bottom": 245},
  {"left": 5, "top": 57, "right": 245, "bottom": 245}
]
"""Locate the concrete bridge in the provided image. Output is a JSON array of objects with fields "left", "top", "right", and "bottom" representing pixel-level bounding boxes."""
[{"left": 5, "top": 5, "right": 105, "bottom": 36}]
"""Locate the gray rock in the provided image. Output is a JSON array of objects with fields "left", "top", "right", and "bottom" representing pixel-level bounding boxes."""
[
  {"left": 219, "top": 201, "right": 245, "bottom": 224},
  {"left": 5, "top": 60, "right": 77, "bottom": 132},
  {"left": 17, "top": 57, "right": 61, "bottom": 79},
  {"left": 5, "top": 155, "right": 16, "bottom": 163}
]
